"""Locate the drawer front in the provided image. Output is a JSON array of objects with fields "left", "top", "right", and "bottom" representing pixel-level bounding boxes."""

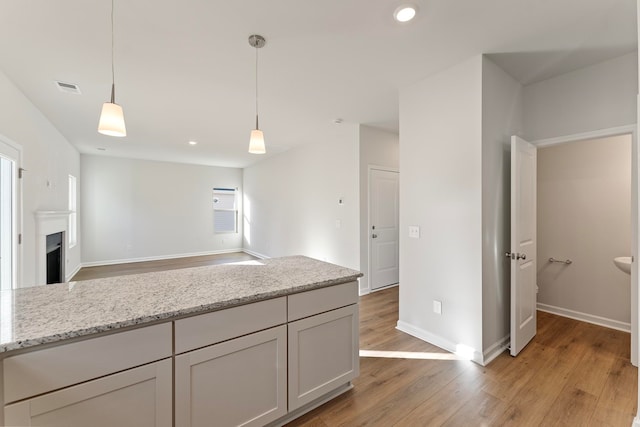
[
  {"left": 288, "top": 281, "right": 358, "bottom": 322},
  {"left": 4, "top": 323, "right": 172, "bottom": 404},
  {"left": 5, "top": 358, "right": 172, "bottom": 427},
  {"left": 174, "top": 297, "right": 286, "bottom": 354}
]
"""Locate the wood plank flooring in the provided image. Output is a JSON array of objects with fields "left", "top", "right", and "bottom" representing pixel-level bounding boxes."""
[
  {"left": 70, "top": 252, "right": 257, "bottom": 281},
  {"left": 286, "top": 287, "right": 638, "bottom": 427}
]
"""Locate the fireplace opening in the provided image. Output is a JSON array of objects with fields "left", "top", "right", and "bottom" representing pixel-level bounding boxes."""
[{"left": 46, "top": 232, "right": 63, "bottom": 284}]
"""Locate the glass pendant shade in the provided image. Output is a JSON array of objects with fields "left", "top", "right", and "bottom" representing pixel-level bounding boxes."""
[
  {"left": 248, "top": 129, "right": 266, "bottom": 154},
  {"left": 98, "top": 101, "right": 126, "bottom": 137},
  {"left": 98, "top": 1, "right": 126, "bottom": 138},
  {"left": 248, "top": 35, "right": 266, "bottom": 154}
]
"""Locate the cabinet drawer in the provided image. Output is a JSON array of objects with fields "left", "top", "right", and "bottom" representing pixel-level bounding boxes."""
[
  {"left": 288, "top": 281, "right": 358, "bottom": 322},
  {"left": 4, "top": 323, "right": 172, "bottom": 404},
  {"left": 174, "top": 297, "right": 286, "bottom": 354},
  {"left": 5, "top": 358, "right": 172, "bottom": 427}
]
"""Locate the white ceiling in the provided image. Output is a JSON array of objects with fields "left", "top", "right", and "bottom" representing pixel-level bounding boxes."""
[{"left": 0, "top": 0, "right": 636, "bottom": 168}]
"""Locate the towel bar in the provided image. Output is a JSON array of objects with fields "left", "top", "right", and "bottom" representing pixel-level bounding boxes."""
[{"left": 549, "top": 257, "right": 572, "bottom": 265}]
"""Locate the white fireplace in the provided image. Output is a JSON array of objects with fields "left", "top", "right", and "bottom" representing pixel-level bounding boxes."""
[{"left": 34, "top": 211, "right": 70, "bottom": 285}]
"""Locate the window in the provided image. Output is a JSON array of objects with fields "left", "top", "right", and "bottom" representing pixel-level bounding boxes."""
[
  {"left": 68, "top": 175, "right": 77, "bottom": 248},
  {"left": 213, "top": 187, "right": 237, "bottom": 233}
]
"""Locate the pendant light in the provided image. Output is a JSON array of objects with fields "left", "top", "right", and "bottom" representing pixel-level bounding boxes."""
[
  {"left": 248, "top": 34, "right": 266, "bottom": 154},
  {"left": 98, "top": 0, "right": 126, "bottom": 137}
]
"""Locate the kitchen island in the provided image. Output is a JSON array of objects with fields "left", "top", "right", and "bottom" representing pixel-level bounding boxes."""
[{"left": 0, "top": 256, "right": 362, "bottom": 426}]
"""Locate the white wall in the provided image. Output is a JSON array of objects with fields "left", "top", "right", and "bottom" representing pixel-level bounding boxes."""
[
  {"left": 537, "top": 135, "right": 632, "bottom": 329},
  {"left": 81, "top": 155, "right": 242, "bottom": 264},
  {"left": 524, "top": 52, "right": 638, "bottom": 140},
  {"left": 358, "top": 125, "right": 399, "bottom": 294},
  {"left": 397, "top": 51, "right": 636, "bottom": 365},
  {"left": 0, "top": 70, "right": 80, "bottom": 287},
  {"left": 481, "top": 57, "right": 524, "bottom": 356},
  {"left": 398, "top": 56, "right": 484, "bottom": 361},
  {"left": 635, "top": 2, "right": 640, "bottom": 421},
  {"left": 242, "top": 124, "right": 360, "bottom": 270}
]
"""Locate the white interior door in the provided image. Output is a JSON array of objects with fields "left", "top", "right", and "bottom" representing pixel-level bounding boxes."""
[
  {"left": 0, "top": 139, "right": 19, "bottom": 291},
  {"left": 369, "top": 168, "right": 399, "bottom": 290},
  {"left": 510, "top": 135, "right": 537, "bottom": 356}
]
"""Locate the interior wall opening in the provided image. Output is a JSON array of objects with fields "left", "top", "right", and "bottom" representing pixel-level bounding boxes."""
[{"left": 535, "top": 132, "right": 635, "bottom": 365}]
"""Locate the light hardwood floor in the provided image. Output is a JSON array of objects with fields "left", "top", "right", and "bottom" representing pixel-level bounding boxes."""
[
  {"left": 71, "top": 255, "right": 638, "bottom": 426},
  {"left": 287, "top": 286, "right": 638, "bottom": 427},
  {"left": 70, "top": 252, "right": 257, "bottom": 281}
]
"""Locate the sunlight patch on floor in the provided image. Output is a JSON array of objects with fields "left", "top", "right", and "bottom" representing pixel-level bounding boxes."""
[{"left": 227, "top": 260, "right": 265, "bottom": 266}]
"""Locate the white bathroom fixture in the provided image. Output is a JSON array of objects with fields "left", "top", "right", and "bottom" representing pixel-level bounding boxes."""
[{"left": 613, "top": 256, "right": 632, "bottom": 275}]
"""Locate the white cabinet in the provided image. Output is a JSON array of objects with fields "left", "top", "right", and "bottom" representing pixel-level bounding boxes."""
[
  {"left": 288, "top": 304, "right": 359, "bottom": 411},
  {"left": 175, "top": 325, "right": 287, "bottom": 427},
  {"left": 1, "top": 282, "right": 359, "bottom": 427},
  {"left": 3, "top": 323, "right": 172, "bottom": 404},
  {"left": 5, "top": 358, "right": 172, "bottom": 427},
  {"left": 174, "top": 297, "right": 286, "bottom": 354}
]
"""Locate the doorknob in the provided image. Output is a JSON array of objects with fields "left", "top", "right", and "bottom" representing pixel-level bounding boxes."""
[
  {"left": 517, "top": 253, "right": 527, "bottom": 260},
  {"left": 505, "top": 252, "right": 527, "bottom": 260},
  {"left": 372, "top": 234, "right": 378, "bottom": 238}
]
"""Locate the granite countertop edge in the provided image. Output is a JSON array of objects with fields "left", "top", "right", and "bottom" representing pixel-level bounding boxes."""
[{"left": 0, "top": 271, "right": 362, "bottom": 354}]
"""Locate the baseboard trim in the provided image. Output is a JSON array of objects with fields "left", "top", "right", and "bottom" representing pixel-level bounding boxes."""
[
  {"left": 81, "top": 248, "right": 245, "bottom": 268},
  {"left": 633, "top": 415, "right": 640, "bottom": 427},
  {"left": 537, "top": 303, "right": 631, "bottom": 333},
  {"left": 483, "top": 335, "right": 510, "bottom": 365},
  {"left": 396, "top": 320, "right": 483, "bottom": 365},
  {"left": 65, "top": 263, "right": 82, "bottom": 282},
  {"left": 371, "top": 283, "right": 399, "bottom": 293},
  {"left": 242, "top": 248, "right": 270, "bottom": 259},
  {"left": 362, "top": 283, "right": 400, "bottom": 296}
]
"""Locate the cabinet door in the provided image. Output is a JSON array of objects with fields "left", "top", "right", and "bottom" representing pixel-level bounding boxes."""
[
  {"left": 175, "top": 325, "right": 287, "bottom": 427},
  {"left": 288, "top": 304, "right": 359, "bottom": 411},
  {"left": 4, "top": 358, "right": 172, "bottom": 427}
]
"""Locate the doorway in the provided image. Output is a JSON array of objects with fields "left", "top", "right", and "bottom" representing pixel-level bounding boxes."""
[
  {"left": 369, "top": 167, "right": 399, "bottom": 291},
  {"left": 532, "top": 126, "right": 638, "bottom": 366},
  {"left": 0, "top": 136, "right": 20, "bottom": 290}
]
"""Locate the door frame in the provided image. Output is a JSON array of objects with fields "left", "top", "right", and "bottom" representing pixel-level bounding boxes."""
[
  {"left": 0, "top": 133, "right": 22, "bottom": 290},
  {"left": 367, "top": 165, "right": 399, "bottom": 294},
  {"left": 532, "top": 124, "right": 638, "bottom": 367}
]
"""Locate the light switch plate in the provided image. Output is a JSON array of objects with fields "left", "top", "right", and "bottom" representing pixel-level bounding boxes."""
[
  {"left": 409, "top": 225, "right": 420, "bottom": 238},
  {"left": 433, "top": 300, "right": 442, "bottom": 315}
]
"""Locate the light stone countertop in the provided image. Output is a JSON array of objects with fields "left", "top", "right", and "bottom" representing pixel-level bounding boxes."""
[{"left": 0, "top": 256, "right": 362, "bottom": 353}]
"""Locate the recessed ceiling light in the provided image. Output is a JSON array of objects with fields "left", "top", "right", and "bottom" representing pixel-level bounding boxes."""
[
  {"left": 97, "top": 147, "right": 107, "bottom": 151},
  {"left": 394, "top": 5, "right": 418, "bottom": 23},
  {"left": 188, "top": 140, "right": 198, "bottom": 146}
]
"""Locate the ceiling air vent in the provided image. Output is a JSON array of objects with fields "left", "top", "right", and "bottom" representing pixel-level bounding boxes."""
[{"left": 54, "top": 81, "right": 82, "bottom": 94}]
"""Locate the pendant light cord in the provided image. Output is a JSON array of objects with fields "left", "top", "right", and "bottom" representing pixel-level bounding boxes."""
[
  {"left": 255, "top": 46, "right": 259, "bottom": 129},
  {"left": 110, "top": 0, "right": 116, "bottom": 103}
]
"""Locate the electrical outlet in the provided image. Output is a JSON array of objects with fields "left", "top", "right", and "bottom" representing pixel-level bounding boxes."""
[
  {"left": 433, "top": 300, "right": 442, "bottom": 315},
  {"left": 409, "top": 225, "right": 420, "bottom": 239}
]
